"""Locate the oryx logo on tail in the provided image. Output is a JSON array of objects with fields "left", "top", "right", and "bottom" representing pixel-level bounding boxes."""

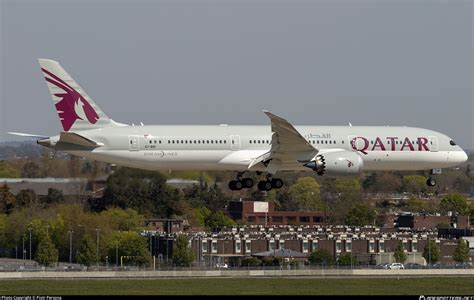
[{"left": 42, "top": 68, "right": 99, "bottom": 131}]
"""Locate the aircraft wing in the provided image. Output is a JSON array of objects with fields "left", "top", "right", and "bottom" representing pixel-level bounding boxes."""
[{"left": 248, "top": 111, "right": 318, "bottom": 173}]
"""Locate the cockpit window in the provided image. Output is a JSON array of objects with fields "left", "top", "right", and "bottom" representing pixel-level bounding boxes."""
[{"left": 450, "top": 140, "right": 456, "bottom": 146}]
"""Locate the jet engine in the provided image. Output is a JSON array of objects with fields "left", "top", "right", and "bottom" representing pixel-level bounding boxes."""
[{"left": 303, "top": 150, "right": 364, "bottom": 176}]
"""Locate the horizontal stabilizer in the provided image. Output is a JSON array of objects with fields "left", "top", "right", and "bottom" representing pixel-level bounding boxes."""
[
  {"left": 8, "top": 132, "right": 49, "bottom": 139},
  {"left": 59, "top": 132, "right": 102, "bottom": 148}
]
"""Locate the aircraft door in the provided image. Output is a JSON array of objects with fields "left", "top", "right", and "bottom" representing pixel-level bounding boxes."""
[
  {"left": 429, "top": 136, "right": 439, "bottom": 152},
  {"left": 230, "top": 135, "right": 240, "bottom": 151},
  {"left": 129, "top": 135, "right": 140, "bottom": 151}
]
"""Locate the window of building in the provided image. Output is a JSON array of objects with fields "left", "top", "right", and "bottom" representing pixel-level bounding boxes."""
[
  {"left": 235, "top": 240, "right": 241, "bottom": 253},
  {"left": 202, "top": 240, "right": 208, "bottom": 253},
  {"left": 248, "top": 216, "right": 256, "bottom": 223},
  {"left": 346, "top": 241, "right": 352, "bottom": 252},
  {"left": 211, "top": 241, "right": 217, "bottom": 254},
  {"left": 269, "top": 240, "right": 275, "bottom": 251},
  {"left": 369, "top": 241, "right": 375, "bottom": 252},
  {"left": 299, "top": 216, "right": 310, "bottom": 223},
  {"left": 313, "top": 216, "right": 322, "bottom": 223},
  {"left": 303, "top": 240, "right": 309, "bottom": 253},
  {"left": 312, "top": 240, "right": 319, "bottom": 251},
  {"left": 272, "top": 216, "right": 283, "bottom": 223},
  {"left": 279, "top": 240, "right": 285, "bottom": 250},
  {"left": 245, "top": 241, "right": 251, "bottom": 253},
  {"left": 336, "top": 241, "right": 342, "bottom": 253}
]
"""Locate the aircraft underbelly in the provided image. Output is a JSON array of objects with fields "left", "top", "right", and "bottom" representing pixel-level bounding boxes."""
[
  {"left": 362, "top": 151, "right": 452, "bottom": 170},
  {"left": 68, "top": 149, "right": 458, "bottom": 172}
]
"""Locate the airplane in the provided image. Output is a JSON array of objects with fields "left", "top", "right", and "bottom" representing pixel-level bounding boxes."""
[{"left": 9, "top": 59, "right": 468, "bottom": 191}]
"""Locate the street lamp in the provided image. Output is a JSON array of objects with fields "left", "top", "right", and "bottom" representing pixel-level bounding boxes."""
[
  {"left": 28, "top": 227, "right": 32, "bottom": 261},
  {"left": 22, "top": 234, "right": 25, "bottom": 260},
  {"left": 116, "top": 242, "right": 119, "bottom": 269},
  {"left": 95, "top": 228, "right": 100, "bottom": 268},
  {"left": 68, "top": 230, "right": 74, "bottom": 264}
]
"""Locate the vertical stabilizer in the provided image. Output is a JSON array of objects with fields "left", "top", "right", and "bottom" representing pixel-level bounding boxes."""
[{"left": 38, "top": 59, "right": 117, "bottom": 132}]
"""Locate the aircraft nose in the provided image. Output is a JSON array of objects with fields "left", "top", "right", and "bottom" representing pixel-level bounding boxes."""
[
  {"left": 461, "top": 150, "right": 468, "bottom": 163},
  {"left": 454, "top": 150, "right": 468, "bottom": 164}
]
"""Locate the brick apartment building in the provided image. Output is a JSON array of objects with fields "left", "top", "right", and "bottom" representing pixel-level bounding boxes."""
[{"left": 227, "top": 200, "right": 326, "bottom": 226}]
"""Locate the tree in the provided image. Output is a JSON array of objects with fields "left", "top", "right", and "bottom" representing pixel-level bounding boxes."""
[
  {"left": 100, "top": 208, "right": 144, "bottom": 231},
  {"left": 288, "top": 177, "right": 323, "bottom": 211},
  {"left": 0, "top": 161, "right": 20, "bottom": 178},
  {"left": 21, "top": 161, "right": 41, "bottom": 178},
  {"left": 402, "top": 175, "right": 427, "bottom": 194},
  {"left": 183, "top": 181, "right": 229, "bottom": 211},
  {"left": 453, "top": 239, "right": 469, "bottom": 263},
  {"left": 109, "top": 231, "right": 151, "bottom": 266},
  {"left": 406, "top": 197, "right": 427, "bottom": 212},
  {"left": 241, "top": 257, "right": 261, "bottom": 267},
  {"left": 172, "top": 234, "right": 195, "bottom": 267},
  {"left": 43, "top": 188, "right": 64, "bottom": 206},
  {"left": 440, "top": 193, "right": 469, "bottom": 215},
  {"left": 322, "top": 178, "right": 362, "bottom": 224},
  {"left": 308, "top": 249, "right": 334, "bottom": 266},
  {"left": 101, "top": 167, "right": 183, "bottom": 217},
  {"left": 422, "top": 240, "right": 440, "bottom": 265},
  {"left": 337, "top": 253, "right": 357, "bottom": 266},
  {"left": 363, "top": 172, "right": 402, "bottom": 193},
  {"left": 16, "top": 189, "right": 37, "bottom": 208},
  {"left": 0, "top": 184, "right": 16, "bottom": 214},
  {"left": 206, "top": 211, "right": 236, "bottom": 230},
  {"left": 35, "top": 234, "right": 58, "bottom": 267},
  {"left": 0, "top": 214, "right": 6, "bottom": 248},
  {"left": 76, "top": 236, "right": 96, "bottom": 267},
  {"left": 393, "top": 241, "right": 407, "bottom": 263},
  {"left": 344, "top": 204, "right": 376, "bottom": 226}
]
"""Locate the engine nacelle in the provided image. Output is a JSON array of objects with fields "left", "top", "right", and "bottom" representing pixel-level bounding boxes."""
[{"left": 303, "top": 150, "right": 364, "bottom": 176}]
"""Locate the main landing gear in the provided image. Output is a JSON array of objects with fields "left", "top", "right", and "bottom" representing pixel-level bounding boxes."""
[
  {"left": 228, "top": 174, "right": 284, "bottom": 191},
  {"left": 426, "top": 177, "right": 436, "bottom": 187},
  {"left": 426, "top": 168, "right": 441, "bottom": 187}
]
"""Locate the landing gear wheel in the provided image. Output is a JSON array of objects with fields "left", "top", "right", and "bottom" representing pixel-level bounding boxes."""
[
  {"left": 229, "top": 180, "right": 243, "bottom": 191},
  {"left": 426, "top": 178, "right": 436, "bottom": 187},
  {"left": 271, "top": 178, "right": 283, "bottom": 189},
  {"left": 241, "top": 178, "right": 254, "bottom": 188},
  {"left": 258, "top": 181, "right": 273, "bottom": 191}
]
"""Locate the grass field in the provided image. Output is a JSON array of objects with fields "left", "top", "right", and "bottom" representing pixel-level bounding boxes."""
[{"left": 0, "top": 277, "right": 473, "bottom": 295}]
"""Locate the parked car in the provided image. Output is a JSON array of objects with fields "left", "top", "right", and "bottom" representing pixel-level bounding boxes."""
[
  {"left": 454, "top": 262, "right": 471, "bottom": 269},
  {"left": 388, "top": 263, "right": 405, "bottom": 269},
  {"left": 375, "top": 263, "right": 390, "bottom": 269},
  {"left": 404, "top": 263, "right": 423, "bottom": 269},
  {"left": 216, "top": 263, "right": 228, "bottom": 269}
]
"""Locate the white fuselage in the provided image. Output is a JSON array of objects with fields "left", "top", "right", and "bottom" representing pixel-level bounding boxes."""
[{"left": 57, "top": 124, "right": 467, "bottom": 173}]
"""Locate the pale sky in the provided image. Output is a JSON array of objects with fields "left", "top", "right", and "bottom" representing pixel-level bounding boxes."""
[{"left": 1, "top": 0, "right": 473, "bottom": 149}]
